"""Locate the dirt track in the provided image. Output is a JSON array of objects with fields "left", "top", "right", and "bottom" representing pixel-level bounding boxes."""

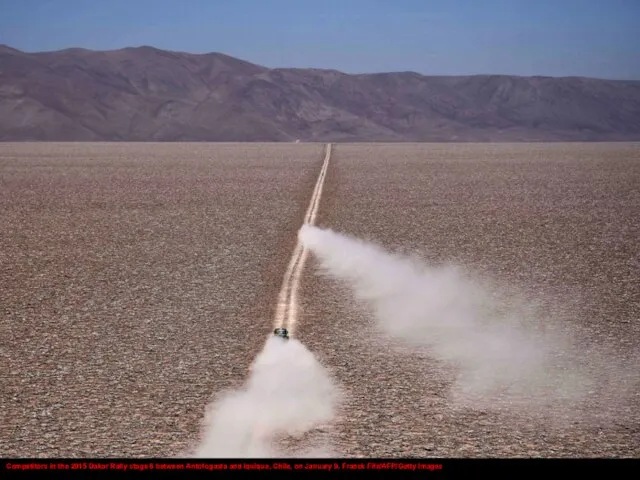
[{"left": 1, "top": 142, "right": 639, "bottom": 458}]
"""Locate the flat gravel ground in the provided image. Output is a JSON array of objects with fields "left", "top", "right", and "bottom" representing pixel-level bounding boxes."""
[
  {"left": 296, "top": 143, "right": 640, "bottom": 457},
  {"left": 0, "top": 142, "right": 324, "bottom": 457},
  {"left": 2, "top": 142, "right": 638, "bottom": 459}
]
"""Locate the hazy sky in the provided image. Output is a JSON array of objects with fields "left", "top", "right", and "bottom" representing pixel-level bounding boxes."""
[{"left": 1, "top": 0, "right": 639, "bottom": 79}]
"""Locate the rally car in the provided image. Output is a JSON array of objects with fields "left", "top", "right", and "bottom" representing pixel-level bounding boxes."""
[{"left": 273, "top": 327, "right": 289, "bottom": 340}]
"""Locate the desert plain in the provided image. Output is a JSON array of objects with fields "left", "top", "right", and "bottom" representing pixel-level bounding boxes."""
[{"left": 1, "top": 142, "right": 638, "bottom": 457}]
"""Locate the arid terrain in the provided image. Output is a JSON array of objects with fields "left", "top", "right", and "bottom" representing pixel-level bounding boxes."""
[
  {"left": 0, "top": 142, "right": 321, "bottom": 457},
  {"left": 1, "top": 142, "right": 639, "bottom": 458},
  {"left": 298, "top": 142, "right": 640, "bottom": 457},
  {"left": 1, "top": 44, "right": 640, "bottom": 142}
]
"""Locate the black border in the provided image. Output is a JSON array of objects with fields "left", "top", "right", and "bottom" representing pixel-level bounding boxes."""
[{"left": 2, "top": 458, "right": 637, "bottom": 477}]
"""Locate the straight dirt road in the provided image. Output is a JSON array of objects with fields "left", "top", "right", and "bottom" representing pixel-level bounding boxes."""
[{"left": 274, "top": 143, "right": 332, "bottom": 337}]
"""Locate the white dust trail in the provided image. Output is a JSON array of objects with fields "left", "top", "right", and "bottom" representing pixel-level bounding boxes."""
[
  {"left": 191, "top": 145, "right": 339, "bottom": 458},
  {"left": 274, "top": 143, "right": 332, "bottom": 336},
  {"left": 298, "top": 224, "right": 631, "bottom": 414},
  {"left": 194, "top": 337, "right": 341, "bottom": 457}
]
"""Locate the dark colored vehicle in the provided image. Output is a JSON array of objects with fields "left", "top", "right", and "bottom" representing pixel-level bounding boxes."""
[{"left": 273, "top": 327, "right": 289, "bottom": 340}]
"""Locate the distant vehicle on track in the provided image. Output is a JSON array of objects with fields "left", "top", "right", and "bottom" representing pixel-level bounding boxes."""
[{"left": 273, "top": 328, "right": 289, "bottom": 340}]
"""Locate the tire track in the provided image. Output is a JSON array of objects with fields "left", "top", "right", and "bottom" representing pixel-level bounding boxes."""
[{"left": 273, "top": 143, "right": 332, "bottom": 336}]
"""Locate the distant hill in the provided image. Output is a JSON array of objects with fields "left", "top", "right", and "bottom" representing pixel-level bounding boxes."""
[{"left": 1, "top": 44, "right": 639, "bottom": 141}]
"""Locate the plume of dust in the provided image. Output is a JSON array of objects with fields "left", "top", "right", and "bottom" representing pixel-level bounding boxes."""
[
  {"left": 192, "top": 336, "right": 341, "bottom": 457},
  {"left": 298, "top": 224, "right": 630, "bottom": 416}
]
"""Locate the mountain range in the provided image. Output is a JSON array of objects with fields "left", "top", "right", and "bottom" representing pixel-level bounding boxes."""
[{"left": 1, "top": 44, "right": 639, "bottom": 141}]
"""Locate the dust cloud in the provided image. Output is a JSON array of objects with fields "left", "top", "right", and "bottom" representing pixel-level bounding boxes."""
[
  {"left": 298, "top": 224, "right": 636, "bottom": 417},
  {"left": 189, "top": 222, "right": 635, "bottom": 457},
  {"left": 192, "top": 336, "right": 341, "bottom": 457}
]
